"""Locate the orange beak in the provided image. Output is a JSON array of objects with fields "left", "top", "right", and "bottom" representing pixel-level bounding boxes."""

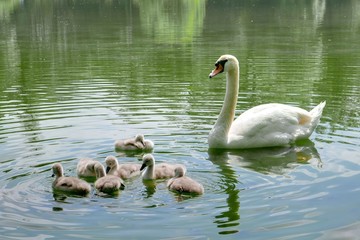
[{"left": 209, "top": 64, "right": 224, "bottom": 78}]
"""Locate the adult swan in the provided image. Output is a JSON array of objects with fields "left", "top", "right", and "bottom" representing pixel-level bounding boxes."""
[{"left": 208, "top": 54, "right": 326, "bottom": 149}]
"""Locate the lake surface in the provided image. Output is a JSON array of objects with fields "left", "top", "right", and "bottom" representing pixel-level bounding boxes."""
[{"left": 1, "top": 0, "right": 359, "bottom": 239}]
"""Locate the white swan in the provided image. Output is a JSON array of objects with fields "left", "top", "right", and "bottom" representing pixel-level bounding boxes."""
[
  {"left": 76, "top": 158, "right": 101, "bottom": 178},
  {"left": 105, "top": 155, "right": 141, "bottom": 179},
  {"left": 94, "top": 162, "right": 125, "bottom": 194},
  {"left": 114, "top": 134, "right": 154, "bottom": 151},
  {"left": 167, "top": 166, "right": 204, "bottom": 195},
  {"left": 208, "top": 54, "right": 326, "bottom": 149},
  {"left": 140, "top": 154, "right": 186, "bottom": 180},
  {"left": 52, "top": 163, "right": 91, "bottom": 196}
]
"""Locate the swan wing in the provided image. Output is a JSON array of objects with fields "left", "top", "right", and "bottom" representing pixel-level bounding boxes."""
[{"left": 228, "top": 103, "right": 312, "bottom": 148}]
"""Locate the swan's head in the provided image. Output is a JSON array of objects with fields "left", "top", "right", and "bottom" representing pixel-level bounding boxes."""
[
  {"left": 140, "top": 154, "right": 155, "bottom": 171},
  {"left": 209, "top": 54, "right": 239, "bottom": 78},
  {"left": 52, "top": 163, "right": 64, "bottom": 177},
  {"left": 105, "top": 155, "right": 119, "bottom": 173}
]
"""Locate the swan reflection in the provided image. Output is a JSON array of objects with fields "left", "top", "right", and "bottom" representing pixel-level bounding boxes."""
[
  {"left": 207, "top": 140, "right": 321, "bottom": 234},
  {"left": 210, "top": 139, "right": 321, "bottom": 175},
  {"left": 207, "top": 148, "right": 240, "bottom": 235},
  {"left": 141, "top": 179, "right": 157, "bottom": 198}
]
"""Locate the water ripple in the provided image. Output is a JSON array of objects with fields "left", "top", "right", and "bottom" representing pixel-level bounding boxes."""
[{"left": 0, "top": 1, "right": 359, "bottom": 238}]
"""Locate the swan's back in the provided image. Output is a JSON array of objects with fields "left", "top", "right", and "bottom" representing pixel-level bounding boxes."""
[{"left": 227, "top": 102, "right": 326, "bottom": 148}]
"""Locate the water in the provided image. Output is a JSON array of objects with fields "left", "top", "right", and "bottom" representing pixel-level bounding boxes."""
[{"left": 1, "top": 0, "right": 359, "bottom": 239}]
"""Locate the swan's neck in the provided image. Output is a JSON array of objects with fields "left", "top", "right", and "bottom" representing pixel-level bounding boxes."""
[
  {"left": 142, "top": 164, "right": 155, "bottom": 180},
  {"left": 209, "top": 68, "right": 239, "bottom": 148}
]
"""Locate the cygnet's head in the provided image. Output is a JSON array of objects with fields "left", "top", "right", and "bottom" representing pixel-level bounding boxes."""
[
  {"left": 209, "top": 54, "right": 238, "bottom": 78},
  {"left": 140, "top": 154, "right": 155, "bottom": 171},
  {"left": 52, "top": 163, "right": 64, "bottom": 177},
  {"left": 143, "top": 139, "right": 154, "bottom": 150},
  {"left": 94, "top": 162, "right": 106, "bottom": 178},
  {"left": 105, "top": 155, "right": 119, "bottom": 173},
  {"left": 174, "top": 166, "right": 185, "bottom": 178},
  {"left": 135, "top": 134, "right": 145, "bottom": 143}
]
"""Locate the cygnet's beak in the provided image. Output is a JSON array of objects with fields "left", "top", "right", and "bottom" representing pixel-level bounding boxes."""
[
  {"left": 106, "top": 166, "right": 111, "bottom": 174},
  {"left": 140, "top": 163, "right": 146, "bottom": 171}
]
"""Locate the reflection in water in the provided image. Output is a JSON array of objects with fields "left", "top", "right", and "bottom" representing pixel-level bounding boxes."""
[
  {"left": 170, "top": 192, "right": 203, "bottom": 202},
  {"left": 142, "top": 179, "right": 157, "bottom": 198},
  {"left": 52, "top": 206, "right": 63, "bottom": 212},
  {"left": 210, "top": 140, "right": 321, "bottom": 176},
  {"left": 318, "top": 221, "right": 360, "bottom": 240},
  {"left": 207, "top": 140, "right": 321, "bottom": 234},
  {"left": 227, "top": 140, "right": 322, "bottom": 175},
  {"left": 312, "top": 0, "right": 326, "bottom": 27},
  {"left": 53, "top": 193, "right": 69, "bottom": 202},
  {"left": 114, "top": 151, "right": 149, "bottom": 159},
  {"left": 0, "top": 0, "right": 20, "bottom": 21},
  {"left": 133, "top": 0, "right": 206, "bottom": 44},
  {"left": 208, "top": 150, "right": 240, "bottom": 235},
  {"left": 0, "top": 0, "right": 359, "bottom": 239}
]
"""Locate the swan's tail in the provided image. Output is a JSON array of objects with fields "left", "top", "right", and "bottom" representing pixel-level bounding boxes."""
[{"left": 309, "top": 101, "right": 326, "bottom": 130}]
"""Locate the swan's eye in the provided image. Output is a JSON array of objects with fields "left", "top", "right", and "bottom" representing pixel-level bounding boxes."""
[{"left": 215, "top": 59, "right": 228, "bottom": 68}]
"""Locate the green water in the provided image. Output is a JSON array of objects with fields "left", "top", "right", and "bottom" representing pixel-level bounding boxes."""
[{"left": 0, "top": 0, "right": 359, "bottom": 239}]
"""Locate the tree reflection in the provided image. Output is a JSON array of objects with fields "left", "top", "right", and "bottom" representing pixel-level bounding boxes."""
[
  {"left": 1, "top": 0, "right": 359, "bottom": 134},
  {"left": 132, "top": 0, "right": 206, "bottom": 44},
  {"left": 0, "top": 0, "right": 20, "bottom": 21}
]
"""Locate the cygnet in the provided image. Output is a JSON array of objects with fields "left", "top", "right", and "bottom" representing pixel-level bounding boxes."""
[
  {"left": 114, "top": 134, "right": 154, "bottom": 151},
  {"left": 167, "top": 166, "right": 204, "bottom": 195},
  {"left": 76, "top": 158, "right": 101, "bottom": 178},
  {"left": 105, "top": 155, "right": 141, "bottom": 179},
  {"left": 94, "top": 162, "right": 125, "bottom": 194},
  {"left": 140, "top": 154, "right": 186, "bottom": 180},
  {"left": 52, "top": 163, "right": 91, "bottom": 196}
]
